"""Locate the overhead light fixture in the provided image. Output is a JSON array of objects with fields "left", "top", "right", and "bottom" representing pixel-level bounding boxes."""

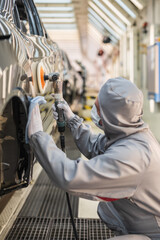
[
  {"left": 42, "top": 18, "right": 75, "bottom": 23},
  {"left": 88, "top": 23, "right": 116, "bottom": 49},
  {"left": 93, "top": 0, "right": 126, "bottom": 31},
  {"left": 88, "top": 21, "right": 105, "bottom": 44},
  {"left": 39, "top": 13, "right": 74, "bottom": 18},
  {"left": 102, "top": 0, "right": 131, "bottom": 26},
  {"left": 89, "top": 14, "right": 104, "bottom": 32},
  {"left": 37, "top": 6, "right": 74, "bottom": 11},
  {"left": 88, "top": 7, "right": 120, "bottom": 39},
  {"left": 89, "top": 19, "right": 105, "bottom": 40},
  {"left": 129, "top": 0, "right": 144, "bottom": 10},
  {"left": 115, "top": 0, "right": 136, "bottom": 18},
  {"left": 44, "top": 24, "right": 77, "bottom": 29},
  {"left": 34, "top": 0, "right": 72, "bottom": 3},
  {"left": 89, "top": 1, "right": 123, "bottom": 35},
  {"left": 88, "top": 14, "right": 117, "bottom": 43}
]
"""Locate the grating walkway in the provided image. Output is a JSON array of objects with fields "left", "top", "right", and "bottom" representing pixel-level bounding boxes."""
[
  {"left": 5, "top": 168, "right": 115, "bottom": 239},
  {"left": 5, "top": 218, "right": 115, "bottom": 240},
  {"left": 18, "top": 170, "right": 79, "bottom": 218}
]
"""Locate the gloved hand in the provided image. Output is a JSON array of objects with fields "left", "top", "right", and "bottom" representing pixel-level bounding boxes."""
[
  {"left": 25, "top": 96, "right": 46, "bottom": 143},
  {"left": 52, "top": 100, "right": 75, "bottom": 121},
  {"left": 28, "top": 104, "right": 43, "bottom": 138}
]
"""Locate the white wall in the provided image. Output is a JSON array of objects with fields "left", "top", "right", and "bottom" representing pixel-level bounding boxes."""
[{"left": 137, "top": 0, "right": 160, "bottom": 141}]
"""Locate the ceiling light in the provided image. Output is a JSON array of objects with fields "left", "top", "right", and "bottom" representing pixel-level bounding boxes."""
[
  {"left": 34, "top": 0, "right": 72, "bottom": 3},
  {"left": 93, "top": 0, "right": 126, "bottom": 31},
  {"left": 88, "top": 7, "right": 120, "bottom": 39},
  {"left": 44, "top": 24, "right": 77, "bottom": 30},
  {"left": 37, "top": 6, "right": 74, "bottom": 11},
  {"left": 89, "top": 1, "right": 123, "bottom": 35},
  {"left": 88, "top": 16, "right": 117, "bottom": 43},
  {"left": 102, "top": 0, "right": 131, "bottom": 25},
  {"left": 89, "top": 14, "right": 105, "bottom": 31},
  {"left": 130, "top": 0, "right": 144, "bottom": 10},
  {"left": 39, "top": 13, "right": 74, "bottom": 18},
  {"left": 115, "top": 0, "right": 136, "bottom": 18},
  {"left": 88, "top": 24, "right": 116, "bottom": 51},
  {"left": 41, "top": 18, "right": 75, "bottom": 23}
]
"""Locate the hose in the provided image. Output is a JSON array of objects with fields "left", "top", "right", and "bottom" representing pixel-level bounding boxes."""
[{"left": 60, "top": 134, "right": 78, "bottom": 240}]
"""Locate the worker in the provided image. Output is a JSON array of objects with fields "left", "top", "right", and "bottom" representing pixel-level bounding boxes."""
[{"left": 27, "top": 77, "right": 160, "bottom": 240}]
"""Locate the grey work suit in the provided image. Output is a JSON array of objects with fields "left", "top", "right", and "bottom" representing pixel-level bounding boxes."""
[{"left": 30, "top": 78, "right": 160, "bottom": 239}]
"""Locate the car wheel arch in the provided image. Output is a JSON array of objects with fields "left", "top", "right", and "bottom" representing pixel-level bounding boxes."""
[{"left": 0, "top": 87, "right": 33, "bottom": 195}]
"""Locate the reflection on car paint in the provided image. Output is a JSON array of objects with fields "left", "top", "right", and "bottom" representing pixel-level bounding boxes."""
[{"left": 0, "top": 0, "right": 63, "bottom": 196}]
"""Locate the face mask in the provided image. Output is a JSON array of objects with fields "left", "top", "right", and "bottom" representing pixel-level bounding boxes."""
[{"left": 91, "top": 104, "right": 103, "bottom": 130}]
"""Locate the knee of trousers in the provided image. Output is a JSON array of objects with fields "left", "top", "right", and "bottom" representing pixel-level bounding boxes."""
[{"left": 97, "top": 202, "right": 128, "bottom": 234}]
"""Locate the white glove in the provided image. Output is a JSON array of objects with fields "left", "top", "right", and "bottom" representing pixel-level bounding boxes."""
[
  {"left": 25, "top": 96, "right": 46, "bottom": 143},
  {"left": 52, "top": 104, "right": 58, "bottom": 120},
  {"left": 52, "top": 100, "right": 75, "bottom": 121},
  {"left": 28, "top": 104, "right": 43, "bottom": 139}
]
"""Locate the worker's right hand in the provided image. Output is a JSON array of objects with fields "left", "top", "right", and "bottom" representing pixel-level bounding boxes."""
[{"left": 52, "top": 100, "right": 75, "bottom": 121}]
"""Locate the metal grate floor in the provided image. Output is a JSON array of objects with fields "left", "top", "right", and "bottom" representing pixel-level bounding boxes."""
[
  {"left": 5, "top": 217, "right": 115, "bottom": 240},
  {"left": 18, "top": 170, "right": 79, "bottom": 218}
]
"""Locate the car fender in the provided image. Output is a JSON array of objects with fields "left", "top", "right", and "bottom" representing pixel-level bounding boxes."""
[{"left": 0, "top": 87, "right": 33, "bottom": 196}]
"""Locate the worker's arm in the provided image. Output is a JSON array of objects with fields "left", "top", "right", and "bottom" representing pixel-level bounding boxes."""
[
  {"left": 30, "top": 131, "right": 149, "bottom": 200},
  {"left": 53, "top": 101, "right": 107, "bottom": 159},
  {"left": 67, "top": 114, "right": 107, "bottom": 159}
]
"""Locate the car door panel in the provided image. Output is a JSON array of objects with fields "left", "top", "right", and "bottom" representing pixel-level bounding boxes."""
[{"left": 0, "top": 0, "right": 61, "bottom": 195}]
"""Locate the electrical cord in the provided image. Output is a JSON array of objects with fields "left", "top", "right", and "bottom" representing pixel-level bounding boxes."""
[
  {"left": 66, "top": 192, "right": 79, "bottom": 240},
  {"left": 60, "top": 134, "right": 78, "bottom": 240}
]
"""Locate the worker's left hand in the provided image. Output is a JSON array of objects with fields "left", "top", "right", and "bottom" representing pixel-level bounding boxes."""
[
  {"left": 28, "top": 104, "right": 43, "bottom": 139},
  {"left": 25, "top": 96, "right": 46, "bottom": 143}
]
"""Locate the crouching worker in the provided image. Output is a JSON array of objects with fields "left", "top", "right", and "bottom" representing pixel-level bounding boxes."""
[{"left": 27, "top": 77, "right": 160, "bottom": 240}]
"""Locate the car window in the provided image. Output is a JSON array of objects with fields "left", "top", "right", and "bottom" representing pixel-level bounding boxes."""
[
  {"left": 15, "top": 0, "right": 38, "bottom": 36},
  {"left": 28, "top": 0, "right": 44, "bottom": 37},
  {"left": 13, "top": 4, "right": 21, "bottom": 30},
  {"left": 0, "top": 0, "right": 3, "bottom": 9}
]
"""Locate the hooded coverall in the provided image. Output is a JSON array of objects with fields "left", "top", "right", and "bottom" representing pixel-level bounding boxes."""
[{"left": 29, "top": 77, "right": 160, "bottom": 239}]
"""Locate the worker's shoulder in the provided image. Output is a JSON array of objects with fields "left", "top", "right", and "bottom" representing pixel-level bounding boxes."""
[
  {"left": 114, "top": 131, "right": 152, "bottom": 150},
  {"left": 105, "top": 135, "right": 150, "bottom": 165}
]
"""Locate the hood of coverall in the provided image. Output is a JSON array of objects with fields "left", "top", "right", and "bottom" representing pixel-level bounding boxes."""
[{"left": 98, "top": 77, "right": 148, "bottom": 147}]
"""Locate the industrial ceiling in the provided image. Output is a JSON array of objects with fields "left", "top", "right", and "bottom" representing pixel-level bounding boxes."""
[{"left": 34, "top": 0, "right": 146, "bottom": 55}]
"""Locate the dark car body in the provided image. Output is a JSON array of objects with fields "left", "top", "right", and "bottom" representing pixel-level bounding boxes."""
[{"left": 0, "top": 0, "right": 63, "bottom": 196}]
